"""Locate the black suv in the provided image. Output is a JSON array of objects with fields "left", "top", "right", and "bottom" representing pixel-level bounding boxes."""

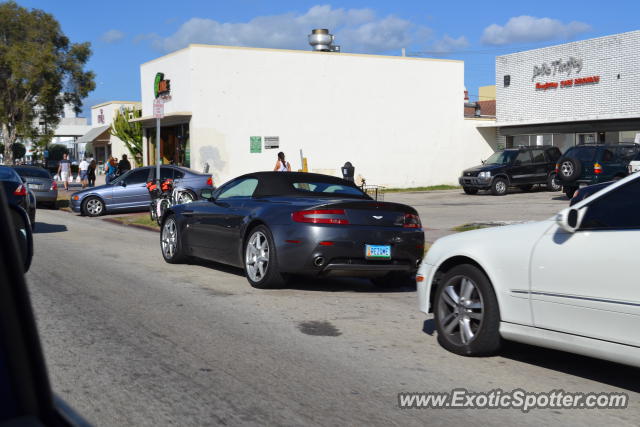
[
  {"left": 556, "top": 144, "right": 640, "bottom": 198},
  {"left": 459, "top": 146, "right": 562, "bottom": 196}
]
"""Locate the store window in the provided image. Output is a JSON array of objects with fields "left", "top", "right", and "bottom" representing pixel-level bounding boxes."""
[{"left": 552, "top": 134, "right": 575, "bottom": 154}]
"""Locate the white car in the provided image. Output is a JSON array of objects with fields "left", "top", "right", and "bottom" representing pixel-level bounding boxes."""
[
  {"left": 417, "top": 172, "right": 640, "bottom": 367},
  {"left": 628, "top": 152, "right": 640, "bottom": 174}
]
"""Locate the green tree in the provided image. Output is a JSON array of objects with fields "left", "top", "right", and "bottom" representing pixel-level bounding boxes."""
[
  {"left": 0, "top": 1, "right": 95, "bottom": 165},
  {"left": 11, "top": 142, "right": 25, "bottom": 159},
  {"left": 47, "top": 143, "right": 68, "bottom": 161},
  {"left": 110, "top": 107, "right": 143, "bottom": 166}
]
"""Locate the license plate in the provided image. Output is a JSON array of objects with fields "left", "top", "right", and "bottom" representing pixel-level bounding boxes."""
[
  {"left": 365, "top": 244, "right": 391, "bottom": 259},
  {"left": 30, "top": 184, "right": 44, "bottom": 190}
]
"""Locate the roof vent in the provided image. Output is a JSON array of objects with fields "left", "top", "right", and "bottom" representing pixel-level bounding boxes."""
[{"left": 308, "top": 29, "right": 340, "bottom": 52}]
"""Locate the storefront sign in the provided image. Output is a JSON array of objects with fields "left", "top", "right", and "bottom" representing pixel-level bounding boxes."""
[
  {"left": 264, "top": 136, "right": 280, "bottom": 149},
  {"left": 535, "top": 75, "right": 600, "bottom": 90},
  {"left": 154, "top": 72, "right": 171, "bottom": 99},
  {"left": 97, "top": 109, "right": 105, "bottom": 124},
  {"left": 250, "top": 136, "right": 262, "bottom": 153},
  {"left": 532, "top": 57, "right": 583, "bottom": 81}
]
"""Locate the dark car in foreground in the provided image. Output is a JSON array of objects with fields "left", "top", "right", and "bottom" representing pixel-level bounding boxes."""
[
  {"left": 0, "top": 166, "right": 35, "bottom": 228},
  {"left": 557, "top": 143, "right": 640, "bottom": 198},
  {"left": 13, "top": 165, "right": 58, "bottom": 208},
  {"left": 160, "top": 172, "right": 424, "bottom": 288},
  {"left": 459, "top": 146, "right": 562, "bottom": 195},
  {"left": 70, "top": 165, "right": 213, "bottom": 216}
]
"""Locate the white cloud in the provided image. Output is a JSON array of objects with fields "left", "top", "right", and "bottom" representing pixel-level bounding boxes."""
[
  {"left": 101, "top": 29, "right": 125, "bottom": 43},
  {"left": 481, "top": 16, "right": 591, "bottom": 46},
  {"left": 431, "top": 35, "right": 469, "bottom": 53},
  {"left": 151, "top": 5, "right": 430, "bottom": 54}
]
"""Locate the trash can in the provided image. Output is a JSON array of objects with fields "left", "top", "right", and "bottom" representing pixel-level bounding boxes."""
[{"left": 341, "top": 162, "right": 354, "bottom": 182}]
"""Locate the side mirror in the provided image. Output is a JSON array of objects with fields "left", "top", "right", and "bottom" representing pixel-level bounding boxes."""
[
  {"left": 201, "top": 189, "right": 215, "bottom": 201},
  {"left": 556, "top": 207, "right": 585, "bottom": 233},
  {"left": 481, "top": 159, "right": 485, "bottom": 165},
  {"left": 119, "top": 180, "right": 126, "bottom": 187}
]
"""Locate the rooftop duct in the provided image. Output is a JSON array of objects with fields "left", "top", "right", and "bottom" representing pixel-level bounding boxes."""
[{"left": 308, "top": 29, "right": 340, "bottom": 52}]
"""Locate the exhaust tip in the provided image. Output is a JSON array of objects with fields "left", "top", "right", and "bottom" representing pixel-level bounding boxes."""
[{"left": 314, "top": 256, "right": 325, "bottom": 267}]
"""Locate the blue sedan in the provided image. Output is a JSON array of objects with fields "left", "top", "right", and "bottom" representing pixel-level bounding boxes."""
[{"left": 70, "top": 165, "right": 214, "bottom": 216}]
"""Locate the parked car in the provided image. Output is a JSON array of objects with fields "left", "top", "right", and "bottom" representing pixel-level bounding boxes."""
[
  {"left": 459, "top": 146, "right": 562, "bottom": 196},
  {"left": 12, "top": 165, "right": 58, "bottom": 208},
  {"left": 416, "top": 171, "right": 640, "bottom": 367},
  {"left": 556, "top": 143, "right": 640, "bottom": 198},
  {"left": 569, "top": 181, "right": 613, "bottom": 206},
  {"left": 628, "top": 150, "right": 640, "bottom": 174},
  {"left": 0, "top": 166, "right": 36, "bottom": 229},
  {"left": 70, "top": 165, "right": 213, "bottom": 217},
  {"left": 159, "top": 172, "right": 424, "bottom": 289}
]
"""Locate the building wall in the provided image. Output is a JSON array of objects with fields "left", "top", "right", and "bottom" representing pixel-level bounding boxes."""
[
  {"left": 496, "top": 30, "right": 640, "bottom": 125},
  {"left": 478, "top": 85, "right": 496, "bottom": 101},
  {"left": 142, "top": 45, "right": 496, "bottom": 187},
  {"left": 90, "top": 101, "right": 141, "bottom": 163}
]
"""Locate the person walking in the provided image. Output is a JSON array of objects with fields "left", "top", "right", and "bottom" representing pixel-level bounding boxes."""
[
  {"left": 87, "top": 159, "right": 96, "bottom": 187},
  {"left": 57, "top": 153, "right": 72, "bottom": 191},
  {"left": 105, "top": 157, "right": 118, "bottom": 184},
  {"left": 273, "top": 152, "right": 291, "bottom": 172},
  {"left": 79, "top": 157, "right": 89, "bottom": 189},
  {"left": 118, "top": 154, "right": 132, "bottom": 176}
]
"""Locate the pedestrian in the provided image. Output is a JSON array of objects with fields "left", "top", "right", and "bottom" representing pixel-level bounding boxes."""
[
  {"left": 79, "top": 157, "right": 89, "bottom": 189},
  {"left": 105, "top": 157, "right": 118, "bottom": 184},
  {"left": 57, "top": 153, "right": 72, "bottom": 191},
  {"left": 118, "top": 154, "right": 132, "bottom": 175},
  {"left": 88, "top": 159, "right": 96, "bottom": 187},
  {"left": 273, "top": 152, "right": 291, "bottom": 172}
]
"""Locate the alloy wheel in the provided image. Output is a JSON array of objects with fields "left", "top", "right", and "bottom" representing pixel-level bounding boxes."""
[
  {"left": 560, "top": 161, "right": 574, "bottom": 178},
  {"left": 437, "top": 276, "right": 484, "bottom": 345},
  {"left": 86, "top": 199, "right": 103, "bottom": 215},
  {"left": 495, "top": 180, "right": 506, "bottom": 194},
  {"left": 161, "top": 218, "right": 178, "bottom": 259},
  {"left": 245, "top": 231, "right": 269, "bottom": 282}
]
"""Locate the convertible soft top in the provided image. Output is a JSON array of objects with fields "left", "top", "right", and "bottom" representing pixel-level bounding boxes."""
[{"left": 239, "top": 171, "right": 369, "bottom": 198}]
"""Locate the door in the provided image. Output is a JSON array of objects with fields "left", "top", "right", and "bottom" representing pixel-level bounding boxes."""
[
  {"left": 509, "top": 151, "right": 534, "bottom": 185},
  {"left": 111, "top": 168, "right": 151, "bottom": 209},
  {"left": 530, "top": 149, "right": 549, "bottom": 184},
  {"left": 530, "top": 178, "right": 640, "bottom": 347},
  {"left": 186, "top": 177, "right": 259, "bottom": 265}
]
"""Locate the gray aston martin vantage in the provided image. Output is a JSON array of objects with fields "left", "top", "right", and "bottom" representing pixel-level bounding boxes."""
[{"left": 159, "top": 172, "right": 424, "bottom": 288}]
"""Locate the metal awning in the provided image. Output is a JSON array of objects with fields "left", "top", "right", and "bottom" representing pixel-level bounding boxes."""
[
  {"left": 75, "top": 125, "right": 110, "bottom": 144},
  {"left": 129, "top": 112, "right": 192, "bottom": 127}
]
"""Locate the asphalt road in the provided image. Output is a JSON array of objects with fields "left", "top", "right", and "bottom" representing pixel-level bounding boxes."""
[{"left": 26, "top": 203, "right": 639, "bottom": 426}]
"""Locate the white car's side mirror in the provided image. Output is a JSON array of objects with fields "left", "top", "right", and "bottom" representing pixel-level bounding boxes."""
[{"left": 556, "top": 207, "right": 586, "bottom": 233}]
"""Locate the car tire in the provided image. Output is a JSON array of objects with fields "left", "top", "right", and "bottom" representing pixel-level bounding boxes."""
[
  {"left": 160, "top": 214, "right": 188, "bottom": 264},
  {"left": 546, "top": 173, "right": 562, "bottom": 192},
  {"left": 564, "top": 186, "right": 578, "bottom": 199},
  {"left": 244, "top": 225, "right": 284, "bottom": 289},
  {"left": 517, "top": 184, "right": 533, "bottom": 192},
  {"left": 82, "top": 196, "right": 104, "bottom": 217},
  {"left": 490, "top": 178, "right": 508, "bottom": 196},
  {"left": 463, "top": 187, "right": 478, "bottom": 195},
  {"left": 557, "top": 157, "right": 582, "bottom": 182},
  {"left": 434, "top": 264, "right": 501, "bottom": 356},
  {"left": 371, "top": 272, "right": 415, "bottom": 289}
]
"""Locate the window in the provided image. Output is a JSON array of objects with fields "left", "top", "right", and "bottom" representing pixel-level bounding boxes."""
[
  {"left": 0, "top": 167, "right": 21, "bottom": 182},
  {"left": 600, "top": 149, "right": 614, "bottom": 162},
  {"left": 616, "top": 146, "right": 639, "bottom": 161},
  {"left": 503, "top": 75, "right": 510, "bottom": 87},
  {"left": 581, "top": 178, "right": 640, "bottom": 230},
  {"left": 217, "top": 178, "right": 258, "bottom": 199},
  {"left": 13, "top": 167, "right": 50, "bottom": 179},
  {"left": 125, "top": 169, "right": 151, "bottom": 185},
  {"left": 565, "top": 147, "right": 596, "bottom": 162},
  {"left": 292, "top": 182, "right": 366, "bottom": 197},
  {"left": 515, "top": 151, "right": 532, "bottom": 165},
  {"left": 545, "top": 147, "right": 561, "bottom": 162},
  {"left": 531, "top": 150, "right": 546, "bottom": 163},
  {"left": 485, "top": 150, "right": 518, "bottom": 165}
]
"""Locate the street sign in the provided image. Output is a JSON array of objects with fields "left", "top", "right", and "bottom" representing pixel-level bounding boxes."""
[{"left": 153, "top": 99, "right": 164, "bottom": 119}]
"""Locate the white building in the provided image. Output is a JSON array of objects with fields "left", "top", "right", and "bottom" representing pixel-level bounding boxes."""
[
  {"left": 496, "top": 30, "right": 640, "bottom": 151},
  {"left": 76, "top": 101, "right": 141, "bottom": 165},
  {"left": 136, "top": 43, "right": 497, "bottom": 188}
]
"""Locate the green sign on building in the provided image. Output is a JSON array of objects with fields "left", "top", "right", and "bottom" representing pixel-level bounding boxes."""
[{"left": 250, "top": 136, "right": 262, "bottom": 153}]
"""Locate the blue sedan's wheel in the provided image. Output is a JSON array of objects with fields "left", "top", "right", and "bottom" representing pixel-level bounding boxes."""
[
  {"left": 161, "top": 215, "right": 187, "bottom": 264},
  {"left": 244, "top": 225, "right": 284, "bottom": 289},
  {"left": 82, "top": 196, "right": 104, "bottom": 217}
]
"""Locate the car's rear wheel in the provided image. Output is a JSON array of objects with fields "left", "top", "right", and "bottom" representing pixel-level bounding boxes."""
[
  {"left": 82, "top": 196, "right": 104, "bottom": 217},
  {"left": 244, "top": 225, "right": 284, "bottom": 289},
  {"left": 463, "top": 187, "right": 478, "bottom": 195},
  {"left": 546, "top": 173, "right": 562, "bottom": 191},
  {"left": 490, "top": 178, "right": 508, "bottom": 196},
  {"left": 161, "top": 215, "right": 187, "bottom": 264},
  {"left": 434, "top": 264, "right": 501, "bottom": 356}
]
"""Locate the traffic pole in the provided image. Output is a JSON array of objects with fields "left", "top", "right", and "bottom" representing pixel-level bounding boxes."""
[{"left": 156, "top": 116, "right": 161, "bottom": 186}]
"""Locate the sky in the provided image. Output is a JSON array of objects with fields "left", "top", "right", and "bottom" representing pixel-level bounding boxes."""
[{"left": 13, "top": 0, "right": 640, "bottom": 120}]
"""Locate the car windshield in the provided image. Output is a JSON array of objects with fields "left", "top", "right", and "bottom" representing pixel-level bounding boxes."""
[
  {"left": 484, "top": 150, "right": 517, "bottom": 165},
  {"left": 13, "top": 167, "right": 50, "bottom": 179},
  {"left": 292, "top": 181, "right": 368, "bottom": 197}
]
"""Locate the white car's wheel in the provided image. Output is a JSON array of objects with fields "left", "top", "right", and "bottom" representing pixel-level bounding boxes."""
[{"left": 434, "top": 264, "right": 501, "bottom": 356}]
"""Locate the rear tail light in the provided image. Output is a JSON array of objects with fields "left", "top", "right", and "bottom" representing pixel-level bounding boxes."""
[
  {"left": 207, "top": 177, "right": 213, "bottom": 186},
  {"left": 594, "top": 162, "right": 602, "bottom": 174},
  {"left": 555, "top": 163, "right": 560, "bottom": 173},
  {"left": 403, "top": 213, "right": 422, "bottom": 229},
  {"left": 14, "top": 184, "right": 26, "bottom": 196},
  {"left": 50, "top": 181, "right": 57, "bottom": 190},
  {"left": 292, "top": 209, "right": 349, "bottom": 225}
]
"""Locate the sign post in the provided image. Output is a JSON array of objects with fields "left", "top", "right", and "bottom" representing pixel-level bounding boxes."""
[{"left": 153, "top": 98, "right": 164, "bottom": 186}]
